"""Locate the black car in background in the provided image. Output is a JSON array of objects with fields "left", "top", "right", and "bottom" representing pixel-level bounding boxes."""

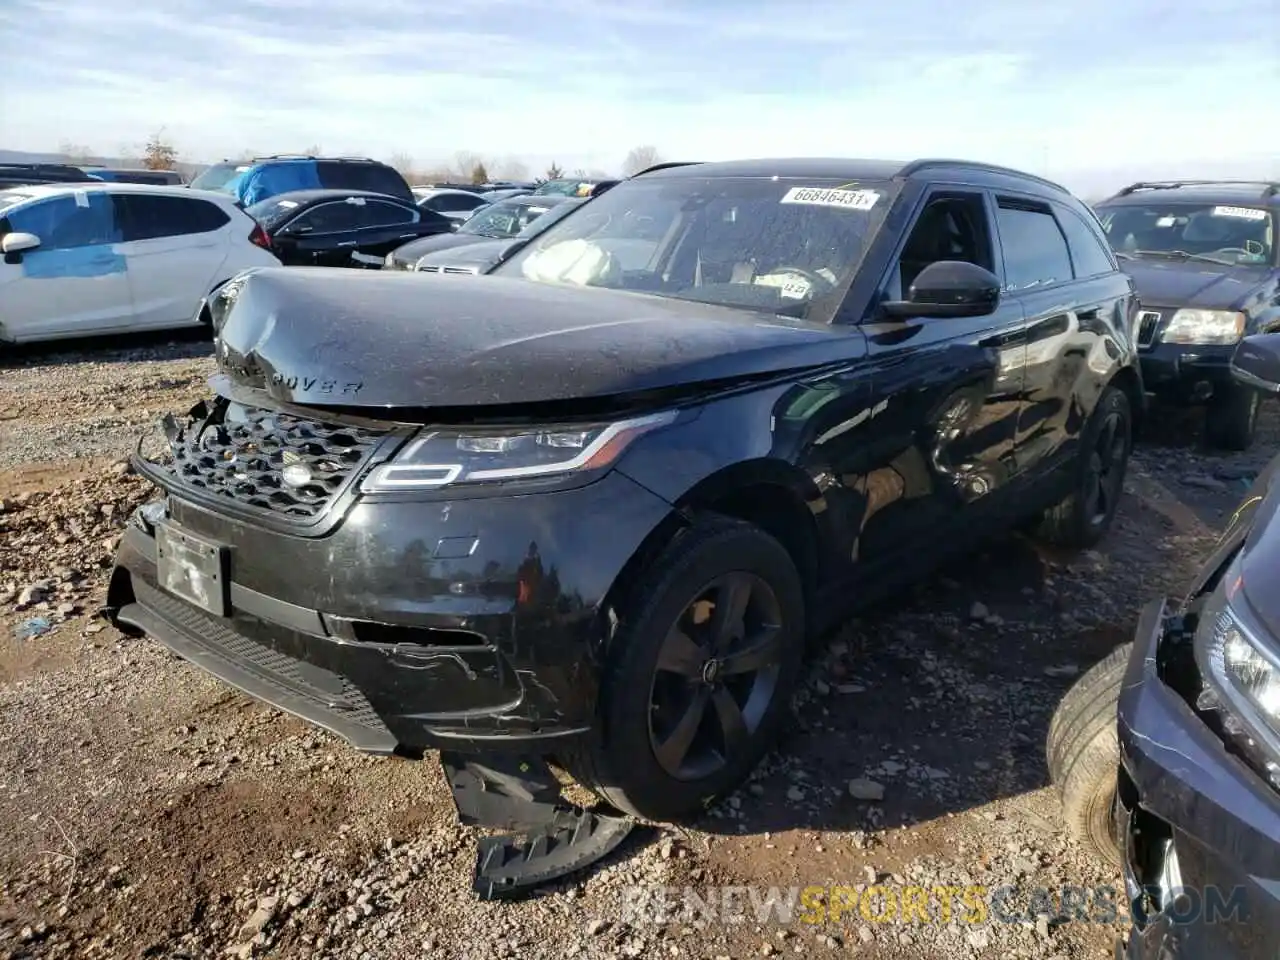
[
  {"left": 109, "top": 157, "right": 1142, "bottom": 895},
  {"left": 245, "top": 189, "right": 453, "bottom": 267},
  {"left": 1093, "top": 180, "right": 1280, "bottom": 450},
  {"left": 383, "top": 194, "right": 576, "bottom": 270},
  {"left": 0, "top": 163, "right": 98, "bottom": 188},
  {"left": 1048, "top": 335, "right": 1280, "bottom": 959}
]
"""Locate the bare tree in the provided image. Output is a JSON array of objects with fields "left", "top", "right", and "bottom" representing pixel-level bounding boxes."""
[
  {"left": 388, "top": 153, "right": 416, "bottom": 178},
  {"left": 545, "top": 162, "right": 563, "bottom": 180},
  {"left": 143, "top": 129, "right": 179, "bottom": 170},
  {"left": 491, "top": 157, "right": 530, "bottom": 181},
  {"left": 453, "top": 151, "right": 487, "bottom": 181},
  {"left": 622, "top": 145, "right": 662, "bottom": 176},
  {"left": 58, "top": 141, "right": 96, "bottom": 165},
  {"left": 470, "top": 161, "right": 490, "bottom": 185}
]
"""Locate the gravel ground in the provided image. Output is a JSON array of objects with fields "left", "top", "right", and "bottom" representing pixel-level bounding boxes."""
[{"left": 1, "top": 335, "right": 1277, "bottom": 960}]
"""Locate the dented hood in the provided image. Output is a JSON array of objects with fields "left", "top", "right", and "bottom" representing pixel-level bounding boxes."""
[{"left": 214, "top": 267, "right": 862, "bottom": 408}]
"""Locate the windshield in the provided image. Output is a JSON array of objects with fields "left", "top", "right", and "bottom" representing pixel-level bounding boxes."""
[
  {"left": 189, "top": 163, "right": 249, "bottom": 192},
  {"left": 460, "top": 199, "right": 559, "bottom": 238},
  {"left": 493, "top": 175, "right": 898, "bottom": 320},
  {"left": 514, "top": 199, "right": 582, "bottom": 238},
  {"left": 533, "top": 179, "right": 591, "bottom": 197},
  {"left": 1096, "top": 201, "right": 1274, "bottom": 266},
  {"left": 245, "top": 196, "right": 305, "bottom": 228}
]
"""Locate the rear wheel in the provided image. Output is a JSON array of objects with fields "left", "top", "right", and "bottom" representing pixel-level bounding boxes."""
[
  {"left": 1035, "top": 386, "right": 1132, "bottom": 549},
  {"left": 1205, "top": 383, "right": 1260, "bottom": 452},
  {"left": 567, "top": 515, "right": 806, "bottom": 823},
  {"left": 1045, "top": 642, "right": 1131, "bottom": 866}
]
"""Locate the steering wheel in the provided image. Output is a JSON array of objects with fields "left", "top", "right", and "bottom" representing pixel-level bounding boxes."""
[{"left": 765, "top": 265, "right": 836, "bottom": 293}]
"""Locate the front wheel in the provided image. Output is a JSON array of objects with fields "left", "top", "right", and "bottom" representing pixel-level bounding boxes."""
[
  {"left": 567, "top": 515, "right": 806, "bottom": 823},
  {"left": 1205, "top": 384, "right": 1260, "bottom": 452},
  {"left": 1035, "top": 386, "right": 1132, "bottom": 549}
]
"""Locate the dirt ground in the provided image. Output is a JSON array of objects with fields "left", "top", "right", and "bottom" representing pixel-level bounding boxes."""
[{"left": 1, "top": 331, "right": 1276, "bottom": 960}]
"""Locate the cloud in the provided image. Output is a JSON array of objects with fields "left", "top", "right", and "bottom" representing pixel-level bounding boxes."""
[{"left": 3, "top": 0, "right": 1277, "bottom": 192}]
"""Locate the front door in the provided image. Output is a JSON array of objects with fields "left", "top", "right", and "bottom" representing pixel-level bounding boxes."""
[
  {"left": 837, "top": 188, "right": 1029, "bottom": 583},
  {"left": 0, "top": 191, "right": 133, "bottom": 341},
  {"left": 116, "top": 193, "right": 225, "bottom": 327}
]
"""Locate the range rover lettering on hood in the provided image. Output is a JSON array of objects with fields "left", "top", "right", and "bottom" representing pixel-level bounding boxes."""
[{"left": 212, "top": 267, "right": 863, "bottom": 409}]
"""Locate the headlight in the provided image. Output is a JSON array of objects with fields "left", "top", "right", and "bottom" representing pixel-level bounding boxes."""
[
  {"left": 208, "top": 270, "right": 256, "bottom": 332},
  {"left": 359, "top": 410, "right": 678, "bottom": 492},
  {"left": 1161, "top": 309, "right": 1246, "bottom": 345},
  {"left": 1194, "top": 564, "right": 1280, "bottom": 766}
]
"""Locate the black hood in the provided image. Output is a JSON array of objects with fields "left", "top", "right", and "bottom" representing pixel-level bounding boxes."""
[
  {"left": 417, "top": 238, "right": 516, "bottom": 270},
  {"left": 390, "top": 232, "right": 492, "bottom": 263},
  {"left": 214, "top": 267, "right": 862, "bottom": 409},
  {"left": 1121, "top": 257, "right": 1272, "bottom": 309}
]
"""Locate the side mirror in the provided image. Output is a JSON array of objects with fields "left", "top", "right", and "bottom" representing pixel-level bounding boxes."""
[
  {"left": 1230, "top": 333, "right": 1280, "bottom": 393},
  {"left": 881, "top": 260, "right": 1001, "bottom": 320},
  {"left": 2, "top": 231, "right": 41, "bottom": 255}
]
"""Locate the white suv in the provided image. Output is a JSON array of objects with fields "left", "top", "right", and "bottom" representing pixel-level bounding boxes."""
[{"left": 0, "top": 182, "right": 280, "bottom": 344}]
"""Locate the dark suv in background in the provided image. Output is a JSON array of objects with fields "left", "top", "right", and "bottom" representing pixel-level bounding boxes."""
[
  {"left": 189, "top": 155, "right": 414, "bottom": 207},
  {"left": 1093, "top": 180, "right": 1280, "bottom": 450},
  {"left": 109, "top": 157, "right": 1142, "bottom": 895}
]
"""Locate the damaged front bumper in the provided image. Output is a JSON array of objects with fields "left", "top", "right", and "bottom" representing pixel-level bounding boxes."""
[
  {"left": 1114, "top": 599, "right": 1280, "bottom": 959},
  {"left": 104, "top": 402, "right": 677, "bottom": 896}
]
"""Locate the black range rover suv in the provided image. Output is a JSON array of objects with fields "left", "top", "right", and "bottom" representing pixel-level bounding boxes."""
[
  {"left": 108, "top": 158, "right": 1143, "bottom": 894},
  {"left": 1093, "top": 180, "right": 1280, "bottom": 450}
]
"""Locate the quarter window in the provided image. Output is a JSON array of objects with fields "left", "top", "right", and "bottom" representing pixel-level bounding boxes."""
[
  {"left": 120, "top": 195, "right": 229, "bottom": 240},
  {"left": 996, "top": 200, "right": 1073, "bottom": 290},
  {"left": 1056, "top": 208, "right": 1116, "bottom": 279}
]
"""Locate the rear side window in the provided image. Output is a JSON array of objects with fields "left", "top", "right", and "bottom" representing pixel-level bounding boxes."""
[
  {"left": 1056, "top": 207, "right": 1117, "bottom": 279},
  {"left": 416, "top": 208, "right": 453, "bottom": 231},
  {"left": 995, "top": 200, "right": 1073, "bottom": 290},
  {"left": 426, "top": 192, "right": 487, "bottom": 213},
  {"left": 120, "top": 195, "right": 230, "bottom": 240},
  {"left": 291, "top": 200, "right": 364, "bottom": 233},
  {"left": 316, "top": 162, "right": 412, "bottom": 200},
  {"left": 359, "top": 200, "right": 416, "bottom": 227}
]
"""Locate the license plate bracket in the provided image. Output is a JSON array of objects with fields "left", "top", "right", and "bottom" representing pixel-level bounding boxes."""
[{"left": 156, "top": 522, "right": 230, "bottom": 617}]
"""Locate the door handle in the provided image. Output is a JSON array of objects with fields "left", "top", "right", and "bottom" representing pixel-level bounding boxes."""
[{"left": 337, "top": 240, "right": 357, "bottom": 247}]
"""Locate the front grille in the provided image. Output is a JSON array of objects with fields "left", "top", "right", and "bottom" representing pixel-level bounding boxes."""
[
  {"left": 160, "top": 399, "right": 388, "bottom": 521},
  {"left": 1137, "top": 310, "right": 1162, "bottom": 347},
  {"left": 416, "top": 264, "right": 480, "bottom": 275}
]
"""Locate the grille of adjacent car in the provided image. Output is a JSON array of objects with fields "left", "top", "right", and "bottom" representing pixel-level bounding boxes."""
[
  {"left": 1137, "top": 310, "right": 1162, "bottom": 347},
  {"left": 415, "top": 264, "right": 481, "bottom": 275},
  {"left": 164, "top": 403, "right": 388, "bottom": 520}
]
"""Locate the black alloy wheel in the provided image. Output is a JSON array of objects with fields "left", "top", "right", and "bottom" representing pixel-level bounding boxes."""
[
  {"left": 648, "top": 572, "right": 784, "bottom": 781},
  {"left": 1083, "top": 408, "right": 1128, "bottom": 529}
]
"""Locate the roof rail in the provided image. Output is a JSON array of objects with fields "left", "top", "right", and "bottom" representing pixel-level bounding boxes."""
[
  {"left": 630, "top": 161, "right": 703, "bottom": 178},
  {"left": 1110, "top": 179, "right": 1280, "bottom": 199},
  {"left": 898, "top": 158, "right": 1070, "bottom": 194}
]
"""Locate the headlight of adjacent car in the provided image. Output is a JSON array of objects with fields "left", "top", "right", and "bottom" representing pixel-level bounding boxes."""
[
  {"left": 1194, "top": 562, "right": 1280, "bottom": 764},
  {"left": 1161, "top": 308, "right": 1246, "bottom": 345},
  {"left": 359, "top": 410, "right": 678, "bottom": 492}
]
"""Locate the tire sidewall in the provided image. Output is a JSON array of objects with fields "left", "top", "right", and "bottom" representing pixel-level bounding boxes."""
[{"left": 595, "top": 523, "right": 806, "bottom": 821}]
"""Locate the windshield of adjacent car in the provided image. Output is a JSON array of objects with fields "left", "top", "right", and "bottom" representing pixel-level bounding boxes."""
[
  {"left": 514, "top": 199, "right": 581, "bottom": 238},
  {"left": 460, "top": 199, "right": 558, "bottom": 238},
  {"left": 245, "top": 196, "right": 305, "bottom": 229},
  {"left": 493, "top": 175, "right": 898, "bottom": 320},
  {"left": 533, "top": 178, "right": 590, "bottom": 197},
  {"left": 189, "top": 163, "right": 250, "bottom": 192},
  {"left": 1095, "top": 201, "right": 1274, "bottom": 266}
]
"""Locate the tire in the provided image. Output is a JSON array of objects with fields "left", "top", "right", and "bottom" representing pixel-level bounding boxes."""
[
  {"left": 566, "top": 514, "right": 806, "bottom": 823},
  {"left": 1205, "top": 384, "right": 1260, "bottom": 452},
  {"left": 1035, "top": 386, "right": 1132, "bottom": 549},
  {"left": 1045, "top": 642, "right": 1132, "bottom": 866}
]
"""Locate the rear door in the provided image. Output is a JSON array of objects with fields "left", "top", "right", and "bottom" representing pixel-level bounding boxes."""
[
  {"left": 349, "top": 200, "right": 434, "bottom": 264},
  {"left": 996, "top": 196, "right": 1136, "bottom": 483},
  {"left": 272, "top": 199, "right": 366, "bottom": 266},
  {"left": 115, "top": 193, "right": 231, "bottom": 328},
  {"left": 0, "top": 191, "right": 133, "bottom": 340}
]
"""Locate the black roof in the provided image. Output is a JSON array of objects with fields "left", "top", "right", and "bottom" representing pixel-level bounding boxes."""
[
  {"left": 635, "top": 157, "right": 1071, "bottom": 194},
  {"left": 251, "top": 189, "right": 416, "bottom": 206},
  {"left": 1098, "top": 180, "right": 1280, "bottom": 208}
]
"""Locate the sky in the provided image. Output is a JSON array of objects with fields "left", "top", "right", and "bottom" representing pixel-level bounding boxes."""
[{"left": 2, "top": 0, "right": 1278, "bottom": 195}]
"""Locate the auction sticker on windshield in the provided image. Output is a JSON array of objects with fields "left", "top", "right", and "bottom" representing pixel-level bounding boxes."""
[
  {"left": 1213, "top": 206, "right": 1268, "bottom": 220},
  {"left": 780, "top": 187, "right": 880, "bottom": 211}
]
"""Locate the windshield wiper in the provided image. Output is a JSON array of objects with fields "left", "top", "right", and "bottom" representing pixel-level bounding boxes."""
[{"left": 1130, "top": 249, "right": 1233, "bottom": 266}]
